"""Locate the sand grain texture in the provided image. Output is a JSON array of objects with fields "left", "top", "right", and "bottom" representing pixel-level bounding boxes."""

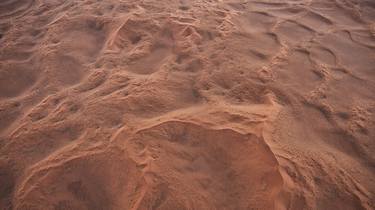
[{"left": 0, "top": 0, "right": 375, "bottom": 209}]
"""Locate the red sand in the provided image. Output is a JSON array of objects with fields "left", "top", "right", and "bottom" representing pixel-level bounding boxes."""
[{"left": 0, "top": 0, "right": 374, "bottom": 209}]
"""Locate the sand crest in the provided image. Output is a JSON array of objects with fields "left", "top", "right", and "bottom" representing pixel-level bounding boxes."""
[{"left": 0, "top": 0, "right": 374, "bottom": 209}]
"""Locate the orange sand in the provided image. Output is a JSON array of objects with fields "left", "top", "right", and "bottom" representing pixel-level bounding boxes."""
[{"left": 0, "top": 0, "right": 374, "bottom": 209}]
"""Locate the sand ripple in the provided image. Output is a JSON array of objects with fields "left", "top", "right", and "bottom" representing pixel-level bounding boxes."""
[{"left": 0, "top": 0, "right": 374, "bottom": 209}]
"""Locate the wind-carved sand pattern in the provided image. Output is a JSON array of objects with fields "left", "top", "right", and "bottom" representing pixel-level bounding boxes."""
[{"left": 0, "top": 0, "right": 374, "bottom": 209}]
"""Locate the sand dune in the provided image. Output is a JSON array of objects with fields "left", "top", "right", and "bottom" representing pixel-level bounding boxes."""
[{"left": 0, "top": 0, "right": 374, "bottom": 209}]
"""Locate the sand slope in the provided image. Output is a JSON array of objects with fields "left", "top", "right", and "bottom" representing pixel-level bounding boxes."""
[{"left": 0, "top": 0, "right": 374, "bottom": 209}]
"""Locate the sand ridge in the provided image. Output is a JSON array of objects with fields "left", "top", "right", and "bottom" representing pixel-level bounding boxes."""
[{"left": 0, "top": 0, "right": 374, "bottom": 209}]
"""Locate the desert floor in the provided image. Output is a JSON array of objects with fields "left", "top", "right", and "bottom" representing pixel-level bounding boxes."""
[{"left": 0, "top": 0, "right": 374, "bottom": 209}]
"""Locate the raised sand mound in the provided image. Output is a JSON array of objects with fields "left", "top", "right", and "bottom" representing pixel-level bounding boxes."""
[{"left": 0, "top": 0, "right": 374, "bottom": 209}]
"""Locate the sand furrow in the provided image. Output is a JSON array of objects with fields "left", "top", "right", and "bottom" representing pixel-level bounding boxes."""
[{"left": 0, "top": 0, "right": 374, "bottom": 209}]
